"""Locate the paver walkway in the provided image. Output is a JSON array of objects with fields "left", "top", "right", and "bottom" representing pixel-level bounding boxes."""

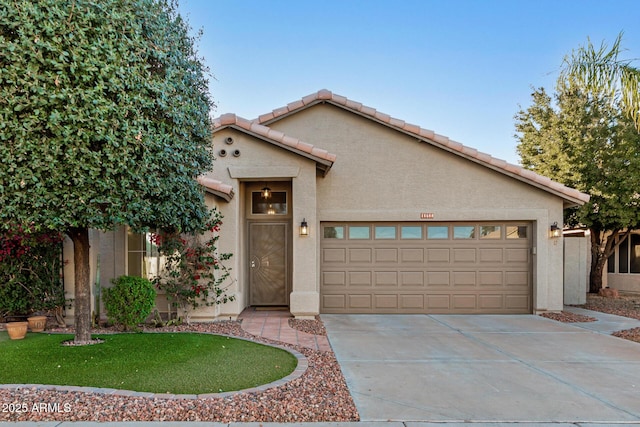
[{"left": 238, "top": 307, "right": 331, "bottom": 352}]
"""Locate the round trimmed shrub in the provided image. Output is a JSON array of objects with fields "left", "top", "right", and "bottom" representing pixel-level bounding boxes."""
[{"left": 103, "top": 275, "right": 156, "bottom": 330}]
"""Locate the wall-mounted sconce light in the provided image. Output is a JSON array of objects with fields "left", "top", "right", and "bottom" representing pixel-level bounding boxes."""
[
  {"left": 300, "top": 218, "right": 309, "bottom": 236},
  {"left": 550, "top": 222, "right": 562, "bottom": 238}
]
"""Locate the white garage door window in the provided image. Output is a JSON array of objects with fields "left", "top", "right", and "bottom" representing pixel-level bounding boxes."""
[{"left": 320, "top": 222, "right": 532, "bottom": 314}]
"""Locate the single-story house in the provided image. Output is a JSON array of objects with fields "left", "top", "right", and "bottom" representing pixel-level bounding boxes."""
[{"left": 62, "top": 89, "right": 590, "bottom": 323}]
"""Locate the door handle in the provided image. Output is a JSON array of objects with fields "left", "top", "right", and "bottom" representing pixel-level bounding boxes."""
[{"left": 251, "top": 260, "right": 256, "bottom": 268}]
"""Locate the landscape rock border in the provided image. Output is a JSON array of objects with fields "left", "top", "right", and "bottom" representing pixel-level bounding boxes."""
[{"left": 0, "top": 320, "right": 360, "bottom": 422}]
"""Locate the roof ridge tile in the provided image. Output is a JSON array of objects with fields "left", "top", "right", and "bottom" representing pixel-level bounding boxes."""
[
  {"left": 258, "top": 112, "right": 275, "bottom": 123},
  {"left": 345, "top": 99, "right": 362, "bottom": 110},
  {"left": 287, "top": 100, "right": 305, "bottom": 111},
  {"left": 332, "top": 94, "right": 348, "bottom": 105},
  {"left": 317, "top": 89, "right": 332, "bottom": 100}
]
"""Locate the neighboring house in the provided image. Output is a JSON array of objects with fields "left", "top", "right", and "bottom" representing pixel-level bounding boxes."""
[
  {"left": 606, "top": 232, "right": 640, "bottom": 293},
  {"left": 562, "top": 228, "right": 640, "bottom": 296},
  {"left": 62, "top": 89, "right": 590, "bottom": 323}
]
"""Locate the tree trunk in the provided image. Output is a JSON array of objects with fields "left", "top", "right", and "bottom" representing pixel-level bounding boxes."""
[
  {"left": 589, "top": 256, "right": 606, "bottom": 293},
  {"left": 589, "top": 229, "right": 605, "bottom": 293},
  {"left": 68, "top": 227, "right": 92, "bottom": 344},
  {"left": 588, "top": 228, "right": 629, "bottom": 294}
]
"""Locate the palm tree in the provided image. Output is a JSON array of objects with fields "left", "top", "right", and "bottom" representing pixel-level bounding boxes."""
[{"left": 560, "top": 32, "right": 640, "bottom": 130}]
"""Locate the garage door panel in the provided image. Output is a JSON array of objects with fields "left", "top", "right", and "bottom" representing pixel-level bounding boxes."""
[
  {"left": 375, "top": 271, "right": 398, "bottom": 286},
  {"left": 322, "top": 294, "right": 346, "bottom": 309},
  {"left": 323, "top": 271, "right": 346, "bottom": 286},
  {"left": 375, "top": 248, "right": 398, "bottom": 263},
  {"left": 479, "top": 248, "right": 503, "bottom": 263},
  {"left": 452, "top": 294, "right": 477, "bottom": 309},
  {"left": 323, "top": 248, "right": 346, "bottom": 263},
  {"left": 400, "top": 294, "right": 425, "bottom": 309},
  {"left": 453, "top": 248, "right": 476, "bottom": 263},
  {"left": 375, "top": 294, "right": 398, "bottom": 309},
  {"left": 401, "top": 248, "right": 424, "bottom": 262},
  {"left": 349, "top": 271, "right": 372, "bottom": 286},
  {"left": 321, "top": 222, "right": 531, "bottom": 314},
  {"left": 348, "top": 294, "right": 372, "bottom": 309},
  {"left": 401, "top": 271, "right": 425, "bottom": 287},
  {"left": 479, "top": 271, "right": 503, "bottom": 286},
  {"left": 506, "top": 248, "right": 529, "bottom": 263},
  {"left": 505, "top": 294, "right": 530, "bottom": 310},
  {"left": 479, "top": 294, "right": 503, "bottom": 309},
  {"left": 505, "top": 271, "right": 530, "bottom": 287},
  {"left": 349, "top": 248, "right": 372, "bottom": 263},
  {"left": 427, "top": 248, "right": 450, "bottom": 262},
  {"left": 427, "top": 294, "right": 451, "bottom": 310},
  {"left": 453, "top": 271, "right": 477, "bottom": 286},
  {"left": 427, "top": 271, "right": 450, "bottom": 286}
]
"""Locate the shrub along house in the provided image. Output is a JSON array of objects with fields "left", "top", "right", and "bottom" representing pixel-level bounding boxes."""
[{"left": 62, "top": 90, "right": 589, "bottom": 323}]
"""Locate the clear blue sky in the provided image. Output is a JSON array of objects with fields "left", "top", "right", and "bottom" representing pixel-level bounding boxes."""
[{"left": 177, "top": 0, "right": 640, "bottom": 164}]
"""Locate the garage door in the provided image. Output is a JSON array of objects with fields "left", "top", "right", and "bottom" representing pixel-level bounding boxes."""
[{"left": 320, "top": 222, "right": 532, "bottom": 314}]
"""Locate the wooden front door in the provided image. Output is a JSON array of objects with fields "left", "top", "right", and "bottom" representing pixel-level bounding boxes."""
[{"left": 249, "top": 222, "right": 289, "bottom": 305}]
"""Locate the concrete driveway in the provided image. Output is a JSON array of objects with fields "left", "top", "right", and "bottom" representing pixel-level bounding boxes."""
[{"left": 322, "top": 313, "right": 640, "bottom": 423}]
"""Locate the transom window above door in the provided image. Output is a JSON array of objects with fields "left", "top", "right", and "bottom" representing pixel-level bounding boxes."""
[{"left": 252, "top": 191, "right": 287, "bottom": 215}]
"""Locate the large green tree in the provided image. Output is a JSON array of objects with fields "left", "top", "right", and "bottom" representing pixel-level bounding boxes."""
[
  {"left": 0, "top": 0, "right": 213, "bottom": 343},
  {"left": 560, "top": 32, "right": 640, "bottom": 130},
  {"left": 515, "top": 79, "right": 640, "bottom": 293}
]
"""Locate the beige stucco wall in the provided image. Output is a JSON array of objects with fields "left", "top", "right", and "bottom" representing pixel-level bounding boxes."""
[
  {"left": 608, "top": 274, "right": 640, "bottom": 293},
  {"left": 564, "top": 236, "right": 588, "bottom": 304},
  {"left": 203, "top": 127, "right": 320, "bottom": 318},
  {"left": 267, "top": 104, "right": 567, "bottom": 312}
]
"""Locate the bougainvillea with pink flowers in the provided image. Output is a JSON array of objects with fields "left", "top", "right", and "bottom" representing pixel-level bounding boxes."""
[
  {"left": 0, "top": 223, "right": 66, "bottom": 320},
  {"left": 151, "top": 209, "right": 235, "bottom": 323}
]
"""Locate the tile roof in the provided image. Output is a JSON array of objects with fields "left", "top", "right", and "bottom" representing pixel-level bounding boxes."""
[
  {"left": 197, "top": 176, "right": 234, "bottom": 202},
  {"left": 256, "top": 89, "right": 590, "bottom": 206},
  {"left": 213, "top": 113, "right": 336, "bottom": 176}
]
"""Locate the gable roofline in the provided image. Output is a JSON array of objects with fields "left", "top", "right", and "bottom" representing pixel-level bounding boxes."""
[
  {"left": 197, "top": 176, "right": 234, "bottom": 202},
  {"left": 256, "top": 89, "right": 590, "bottom": 207},
  {"left": 213, "top": 113, "right": 336, "bottom": 176}
]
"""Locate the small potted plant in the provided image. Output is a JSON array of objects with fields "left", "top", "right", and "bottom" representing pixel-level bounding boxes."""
[
  {"left": 27, "top": 314, "right": 47, "bottom": 332},
  {"left": 6, "top": 320, "right": 28, "bottom": 340},
  {"left": 0, "top": 285, "right": 31, "bottom": 340}
]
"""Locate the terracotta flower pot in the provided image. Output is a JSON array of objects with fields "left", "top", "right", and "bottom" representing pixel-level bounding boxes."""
[
  {"left": 6, "top": 321, "right": 28, "bottom": 340},
  {"left": 27, "top": 315, "right": 47, "bottom": 332}
]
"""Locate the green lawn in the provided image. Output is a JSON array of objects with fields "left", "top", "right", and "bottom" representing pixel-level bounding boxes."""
[{"left": 0, "top": 332, "right": 298, "bottom": 394}]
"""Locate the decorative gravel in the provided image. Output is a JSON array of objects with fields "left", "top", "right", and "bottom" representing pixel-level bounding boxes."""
[
  {"left": 579, "top": 294, "right": 640, "bottom": 320},
  {"left": 0, "top": 321, "right": 359, "bottom": 422},
  {"left": 288, "top": 316, "right": 327, "bottom": 336},
  {"left": 539, "top": 311, "right": 597, "bottom": 323},
  {"left": 613, "top": 327, "right": 640, "bottom": 344}
]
